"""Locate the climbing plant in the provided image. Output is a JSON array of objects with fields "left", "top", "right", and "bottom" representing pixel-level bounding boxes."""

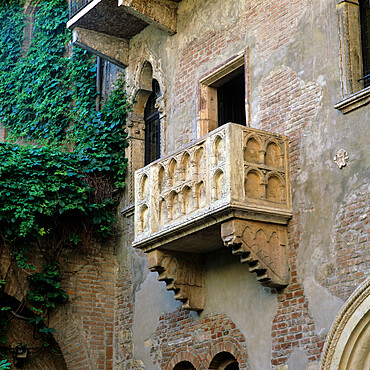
[{"left": 0, "top": 0, "right": 129, "bottom": 360}]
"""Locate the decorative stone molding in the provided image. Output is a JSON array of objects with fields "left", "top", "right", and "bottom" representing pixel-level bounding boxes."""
[
  {"left": 333, "top": 149, "right": 349, "bottom": 169},
  {"left": 221, "top": 219, "right": 289, "bottom": 288},
  {"left": 334, "top": 86, "right": 370, "bottom": 113},
  {"left": 321, "top": 279, "right": 370, "bottom": 369},
  {"left": 131, "top": 50, "right": 168, "bottom": 154},
  {"left": 147, "top": 250, "right": 206, "bottom": 311}
]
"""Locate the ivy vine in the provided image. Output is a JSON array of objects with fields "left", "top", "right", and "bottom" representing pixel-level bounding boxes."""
[{"left": 0, "top": 0, "right": 129, "bottom": 362}]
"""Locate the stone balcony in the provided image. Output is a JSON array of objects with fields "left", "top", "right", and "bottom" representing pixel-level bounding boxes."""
[{"left": 132, "top": 123, "right": 292, "bottom": 310}]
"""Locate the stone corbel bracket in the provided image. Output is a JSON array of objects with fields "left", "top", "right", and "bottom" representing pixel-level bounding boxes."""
[
  {"left": 147, "top": 250, "right": 206, "bottom": 311},
  {"left": 221, "top": 219, "right": 289, "bottom": 288}
]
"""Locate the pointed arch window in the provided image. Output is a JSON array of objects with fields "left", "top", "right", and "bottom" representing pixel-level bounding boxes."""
[{"left": 144, "top": 79, "right": 161, "bottom": 165}]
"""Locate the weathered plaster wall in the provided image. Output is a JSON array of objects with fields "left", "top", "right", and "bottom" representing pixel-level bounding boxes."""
[{"left": 203, "top": 249, "right": 278, "bottom": 370}]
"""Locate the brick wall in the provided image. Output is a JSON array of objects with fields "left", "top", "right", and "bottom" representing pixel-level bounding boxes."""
[
  {"left": 174, "top": 23, "right": 244, "bottom": 147},
  {"left": 6, "top": 316, "right": 67, "bottom": 370},
  {"left": 257, "top": 66, "right": 325, "bottom": 367},
  {"left": 1, "top": 241, "right": 117, "bottom": 370},
  {"left": 318, "top": 183, "right": 370, "bottom": 301},
  {"left": 149, "top": 310, "right": 248, "bottom": 369},
  {"left": 59, "top": 243, "right": 117, "bottom": 370},
  {"left": 245, "top": 0, "right": 309, "bottom": 59}
]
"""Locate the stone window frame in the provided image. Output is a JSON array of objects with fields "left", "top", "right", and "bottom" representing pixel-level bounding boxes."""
[
  {"left": 335, "top": 0, "right": 370, "bottom": 113},
  {"left": 197, "top": 49, "right": 250, "bottom": 138},
  {"left": 123, "top": 59, "right": 167, "bottom": 209}
]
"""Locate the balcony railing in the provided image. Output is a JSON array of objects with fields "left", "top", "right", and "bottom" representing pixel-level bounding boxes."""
[
  {"left": 133, "top": 123, "right": 292, "bottom": 253},
  {"left": 69, "top": 0, "right": 92, "bottom": 18}
]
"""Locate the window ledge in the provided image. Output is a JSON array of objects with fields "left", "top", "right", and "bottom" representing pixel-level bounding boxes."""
[{"left": 335, "top": 87, "right": 370, "bottom": 113}]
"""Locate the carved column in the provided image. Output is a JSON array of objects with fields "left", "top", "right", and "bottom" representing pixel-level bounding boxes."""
[
  {"left": 124, "top": 113, "right": 145, "bottom": 207},
  {"left": 147, "top": 250, "right": 206, "bottom": 311},
  {"left": 221, "top": 219, "right": 289, "bottom": 288}
]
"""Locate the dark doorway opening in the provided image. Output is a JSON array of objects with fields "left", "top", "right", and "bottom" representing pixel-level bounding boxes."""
[{"left": 217, "top": 66, "right": 246, "bottom": 126}]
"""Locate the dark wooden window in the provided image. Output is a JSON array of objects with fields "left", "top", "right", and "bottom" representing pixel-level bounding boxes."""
[
  {"left": 217, "top": 66, "right": 246, "bottom": 126},
  {"left": 144, "top": 80, "right": 161, "bottom": 165},
  {"left": 360, "top": 0, "right": 370, "bottom": 87}
]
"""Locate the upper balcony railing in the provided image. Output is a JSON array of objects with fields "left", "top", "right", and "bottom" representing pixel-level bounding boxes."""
[
  {"left": 133, "top": 123, "right": 292, "bottom": 253},
  {"left": 69, "top": 0, "right": 92, "bottom": 19}
]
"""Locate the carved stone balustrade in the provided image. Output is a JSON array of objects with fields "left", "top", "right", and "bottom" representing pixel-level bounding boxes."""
[{"left": 133, "top": 123, "right": 292, "bottom": 310}]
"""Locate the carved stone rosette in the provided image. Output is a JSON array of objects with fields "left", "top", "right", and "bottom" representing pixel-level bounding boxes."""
[
  {"left": 147, "top": 250, "right": 206, "bottom": 311},
  {"left": 221, "top": 219, "right": 289, "bottom": 288}
]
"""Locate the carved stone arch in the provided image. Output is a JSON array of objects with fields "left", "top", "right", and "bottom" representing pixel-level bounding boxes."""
[
  {"left": 139, "top": 172, "right": 149, "bottom": 200},
  {"left": 321, "top": 279, "right": 370, "bottom": 370},
  {"left": 169, "top": 189, "right": 180, "bottom": 220},
  {"left": 244, "top": 134, "right": 263, "bottom": 164},
  {"left": 244, "top": 168, "right": 264, "bottom": 199},
  {"left": 131, "top": 46, "right": 167, "bottom": 129},
  {"left": 159, "top": 196, "right": 168, "bottom": 227},
  {"left": 180, "top": 151, "right": 191, "bottom": 180},
  {"left": 265, "top": 171, "right": 285, "bottom": 203},
  {"left": 123, "top": 49, "right": 168, "bottom": 207},
  {"left": 139, "top": 47, "right": 167, "bottom": 152},
  {"left": 264, "top": 138, "right": 283, "bottom": 168},
  {"left": 131, "top": 61, "right": 153, "bottom": 117},
  {"left": 212, "top": 134, "right": 225, "bottom": 165},
  {"left": 212, "top": 168, "right": 225, "bottom": 201},
  {"left": 168, "top": 157, "right": 178, "bottom": 186},
  {"left": 164, "top": 348, "right": 202, "bottom": 370},
  {"left": 158, "top": 163, "right": 166, "bottom": 193}
]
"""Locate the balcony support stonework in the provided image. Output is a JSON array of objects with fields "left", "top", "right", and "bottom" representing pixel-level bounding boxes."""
[
  {"left": 221, "top": 219, "right": 289, "bottom": 288},
  {"left": 148, "top": 250, "right": 206, "bottom": 311}
]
